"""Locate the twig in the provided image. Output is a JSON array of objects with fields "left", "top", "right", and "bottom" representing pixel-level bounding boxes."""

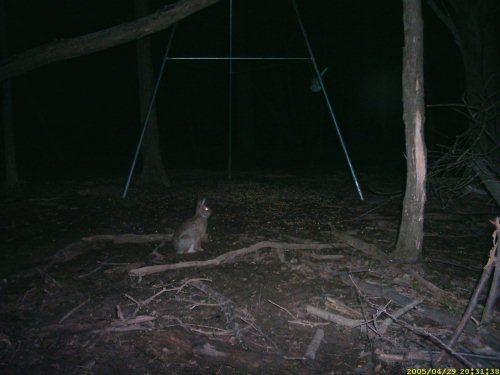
[
  {"left": 59, "top": 298, "right": 90, "bottom": 323},
  {"left": 116, "top": 305, "right": 124, "bottom": 321},
  {"left": 304, "top": 328, "right": 324, "bottom": 360},
  {"left": 267, "top": 299, "right": 296, "bottom": 319},
  {"left": 384, "top": 311, "right": 474, "bottom": 367},
  {"left": 378, "top": 299, "right": 422, "bottom": 334},
  {"left": 124, "top": 278, "right": 210, "bottom": 313}
]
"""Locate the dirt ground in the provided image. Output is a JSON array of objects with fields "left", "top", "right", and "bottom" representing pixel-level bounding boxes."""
[{"left": 1, "top": 170, "right": 499, "bottom": 374}]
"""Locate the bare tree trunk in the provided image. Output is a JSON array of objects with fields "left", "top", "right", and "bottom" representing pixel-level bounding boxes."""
[
  {"left": 134, "top": 0, "right": 170, "bottom": 187},
  {"left": 394, "top": 0, "right": 427, "bottom": 262},
  {"left": 0, "top": 0, "right": 20, "bottom": 191},
  {"left": 1, "top": 80, "right": 19, "bottom": 191}
]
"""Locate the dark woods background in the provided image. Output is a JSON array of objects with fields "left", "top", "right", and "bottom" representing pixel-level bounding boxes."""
[{"left": 1, "top": 0, "right": 468, "bottom": 180}]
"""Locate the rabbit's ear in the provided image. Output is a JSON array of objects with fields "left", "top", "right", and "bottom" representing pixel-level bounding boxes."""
[{"left": 199, "top": 198, "right": 206, "bottom": 206}]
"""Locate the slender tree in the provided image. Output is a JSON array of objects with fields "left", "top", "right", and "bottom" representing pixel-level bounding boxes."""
[
  {"left": 394, "top": 0, "right": 427, "bottom": 262},
  {"left": 0, "top": 0, "right": 20, "bottom": 191},
  {"left": 134, "top": 0, "right": 170, "bottom": 187}
]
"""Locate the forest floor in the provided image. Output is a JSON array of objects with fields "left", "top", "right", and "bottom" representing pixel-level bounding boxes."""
[{"left": 0, "top": 170, "right": 499, "bottom": 374}]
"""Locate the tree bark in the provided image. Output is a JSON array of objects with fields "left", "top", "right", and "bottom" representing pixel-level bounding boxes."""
[
  {"left": 394, "top": 0, "right": 427, "bottom": 262},
  {"left": 0, "top": 0, "right": 221, "bottom": 82},
  {"left": 134, "top": 0, "right": 170, "bottom": 187}
]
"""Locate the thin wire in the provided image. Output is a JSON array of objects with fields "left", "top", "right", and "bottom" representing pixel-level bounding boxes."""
[
  {"left": 291, "top": 0, "right": 364, "bottom": 201},
  {"left": 122, "top": 24, "right": 177, "bottom": 199},
  {"left": 227, "top": 0, "right": 233, "bottom": 179}
]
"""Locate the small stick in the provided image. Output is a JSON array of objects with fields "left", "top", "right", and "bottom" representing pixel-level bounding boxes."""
[
  {"left": 385, "top": 312, "right": 474, "bottom": 367},
  {"left": 481, "top": 218, "right": 500, "bottom": 326},
  {"left": 116, "top": 305, "right": 125, "bottom": 321},
  {"left": 267, "top": 299, "right": 296, "bottom": 319},
  {"left": 378, "top": 299, "right": 422, "bottom": 334},
  {"left": 305, "top": 305, "right": 365, "bottom": 329},
  {"left": 59, "top": 298, "right": 90, "bottom": 323},
  {"left": 304, "top": 328, "right": 324, "bottom": 360}
]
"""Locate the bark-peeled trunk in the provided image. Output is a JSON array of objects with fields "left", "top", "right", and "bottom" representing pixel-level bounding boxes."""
[
  {"left": 394, "top": 0, "right": 427, "bottom": 262},
  {"left": 134, "top": 0, "right": 170, "bottom": 187},
  {"left": 0, "top": 0, "right": 20, "bottom": 191}
]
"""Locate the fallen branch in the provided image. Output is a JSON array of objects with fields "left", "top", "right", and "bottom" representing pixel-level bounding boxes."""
[
  {"left": 437, "top": 218, "right": 499, "bottom": 364},
  {"left": 329, "top": 227, "right": 388, "bottom": 261},
  {"left": 305, "top": 305, "right": 364, "bottom": 329},
  {"left": 190, "top": 280, "right": 245, "bottom": 347},
  {"left": 304, "top": 328, "right": 324, "bottom": 360},
  {"left": 59, "top": 298, "right": 90, "bottom": 323},
  {"left": 481, "top": 217, "right": 500, "bottom": 326},
  {"left": 129, "top": 241, "right": 334, "bottom": 277},
  {"left": 377, "top": 299, "right": 422, "bottom": 334},
  {"left": 376, "top": 349, "right": 500, "bottom": 365},
  {"left": 386, "top": 312, "right": 474, "bottom": 367},
  {"left": 82, "top": 233, "right": 172, "bottom": 244}
]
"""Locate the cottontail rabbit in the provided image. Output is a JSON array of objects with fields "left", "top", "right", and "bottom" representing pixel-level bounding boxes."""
[{"left": 173, "top": 198, "right": 212, "bottom": 254}]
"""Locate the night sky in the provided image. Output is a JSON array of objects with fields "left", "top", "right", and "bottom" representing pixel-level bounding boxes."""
[{"left": 1, "top": 0, "right": 467, "bottom": 180}]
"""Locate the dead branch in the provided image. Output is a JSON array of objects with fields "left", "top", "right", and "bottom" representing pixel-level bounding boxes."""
[
  {"left": 375, "top": 349, "right": 435, "bottom": 364},
  {"left": 377, "top": 349, "right": 500, "bottom": 365},
  {"left": 267, "top": 299, "right": 297, "bottom": 319},
  {"left": 190, "top": 280, "right": 245, "bottom": 347},
  {"left": 305, "top": 305, "right": 364, "bottom": 329},
  {"left": 437, "top": 219, "right": 499, "bottom": 363},
  {"left": 128, "top": 241, "right": 334, "bottom": 277},
  {"left": 301, "top": 253, "right": 344, "bottom": 261},
  {"left": 329, "top": 227, "right": 388, "bottom": 261},
  {"left": 82, "top": 233, "right": 172, "bottom": 244},
  {"left": 341, "top": 274, "right": 464, "bottom": 332},
  {"left": 481, "top": 218, "right": 500, "bottom": 326},
  {"left": 59, "top": 298, "right": 90, "bottom": 323},
  {"left": 377, "top": 299, "right": 422, "bottom": 334},
  {"left": 0, "top": 0, "right": 222, "bottom": 81},
  {"left": 124, "top": 278, "right": 207, "bottom": 314},
  {"left": 325, "top": 297, "right": 363, "bottom": 319},
  {"left": 386, "top": 312, "right": 474, "bottom": 368},
  {"left": 304, "top": 328, "right": 324, "bottom": 360}
]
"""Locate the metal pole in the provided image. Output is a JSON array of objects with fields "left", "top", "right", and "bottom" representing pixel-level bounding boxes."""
[
  {"left": 227, "top": 0, "right": 233, "bottom": 180},
  {"left": 291, "top": 0, "right": 364, "bottom": 201},
  {"left": 122, "top": 24, "right": 177, "bottom": 198}
]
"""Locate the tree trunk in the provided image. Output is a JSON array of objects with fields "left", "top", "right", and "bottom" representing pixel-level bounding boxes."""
[
  {"left": 0, "top": 0, "right": 222, "bottom": 82},
  {"left": 426, "top": 0, "right": 500, "bottom": 158},
  {"left": 394, "top": 0, "right": 427, "bottom": 262},
  {"left": 134, "top": 0, "right": 169, "bottom": 187},
  {"left": 0, "top": 0, "right": 20, "bottom": 191},
  {"left": 1, "top": 80, "right": 19, "bottom": 191}
]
